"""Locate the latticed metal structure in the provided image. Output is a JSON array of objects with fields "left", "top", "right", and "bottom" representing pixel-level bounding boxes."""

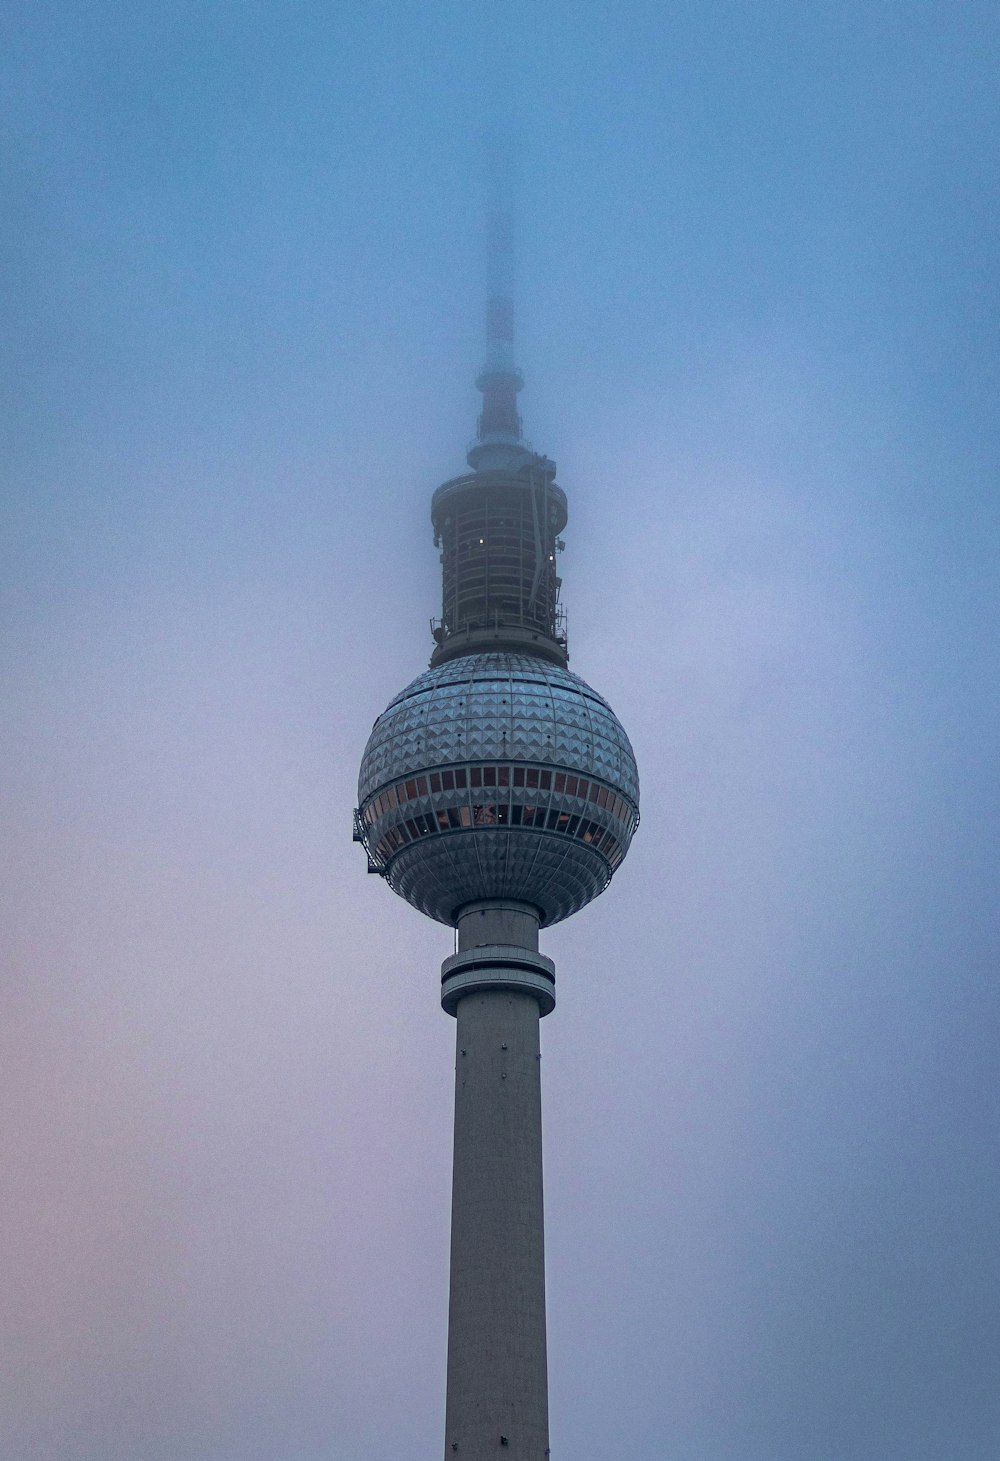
[
  {"left": 354, "top": 154, "right": 638, "bottom": 1461},
  {"left": 431, "top": 466, "right": 568, "bottom": 666}
]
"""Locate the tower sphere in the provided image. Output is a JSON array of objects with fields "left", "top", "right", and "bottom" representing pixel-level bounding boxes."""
[{"left": 356, "top": 651, "right": 638, "bottom": 927}]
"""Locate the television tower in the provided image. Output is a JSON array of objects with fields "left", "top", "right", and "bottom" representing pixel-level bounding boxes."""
[{"left": 354, "top": 153, "right": 639, "bottom": 1461}]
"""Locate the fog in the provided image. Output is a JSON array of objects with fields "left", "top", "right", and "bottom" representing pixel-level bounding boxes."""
[{"left": 3, "top": 4, "right": 998, "bottom": 1457}]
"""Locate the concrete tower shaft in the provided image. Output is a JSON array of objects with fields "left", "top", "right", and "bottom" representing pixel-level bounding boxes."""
[{"left": 444, "top": 903, "right": 549, "bottom": 1461}]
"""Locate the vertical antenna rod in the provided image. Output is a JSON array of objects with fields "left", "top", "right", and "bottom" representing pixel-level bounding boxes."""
[{"left": 474, "top": 137, "right": 525, "bottom": 453}]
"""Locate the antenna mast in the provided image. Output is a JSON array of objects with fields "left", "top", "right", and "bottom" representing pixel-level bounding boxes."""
[{"left": 469, "top": 136, "right": 527, "bottom": 469}]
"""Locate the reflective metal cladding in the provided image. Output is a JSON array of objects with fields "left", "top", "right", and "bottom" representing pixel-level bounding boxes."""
[{"left": 356, "top": 652, "right": 639, "bottom": 927}]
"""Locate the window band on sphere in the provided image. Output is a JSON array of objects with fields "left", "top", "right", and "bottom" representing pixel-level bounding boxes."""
[{"left": 358, "top": 758, "right": 637, "bottom": 876}]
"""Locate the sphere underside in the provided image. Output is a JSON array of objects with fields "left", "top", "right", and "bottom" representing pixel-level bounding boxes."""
[{"left": 356, "top": 652, "right": 639, "bottom": 927}]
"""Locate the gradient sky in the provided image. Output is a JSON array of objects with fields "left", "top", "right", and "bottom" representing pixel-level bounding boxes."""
[{"left": 3, "top": 4, "right": 998, "bottom": 1459}]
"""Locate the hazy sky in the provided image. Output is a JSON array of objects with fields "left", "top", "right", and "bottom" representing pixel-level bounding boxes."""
[{"left": 3, "top": 4, "right": 998, "bottom": 1458}]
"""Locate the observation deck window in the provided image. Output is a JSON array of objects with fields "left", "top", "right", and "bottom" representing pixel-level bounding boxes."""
[{"left": 361, "top": 758, "right": 637, "bottom": 880}]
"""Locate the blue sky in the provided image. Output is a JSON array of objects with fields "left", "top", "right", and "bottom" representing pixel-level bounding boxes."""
[{"left": 2, "top": 3, "right": 998, "bottom": 1458}]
